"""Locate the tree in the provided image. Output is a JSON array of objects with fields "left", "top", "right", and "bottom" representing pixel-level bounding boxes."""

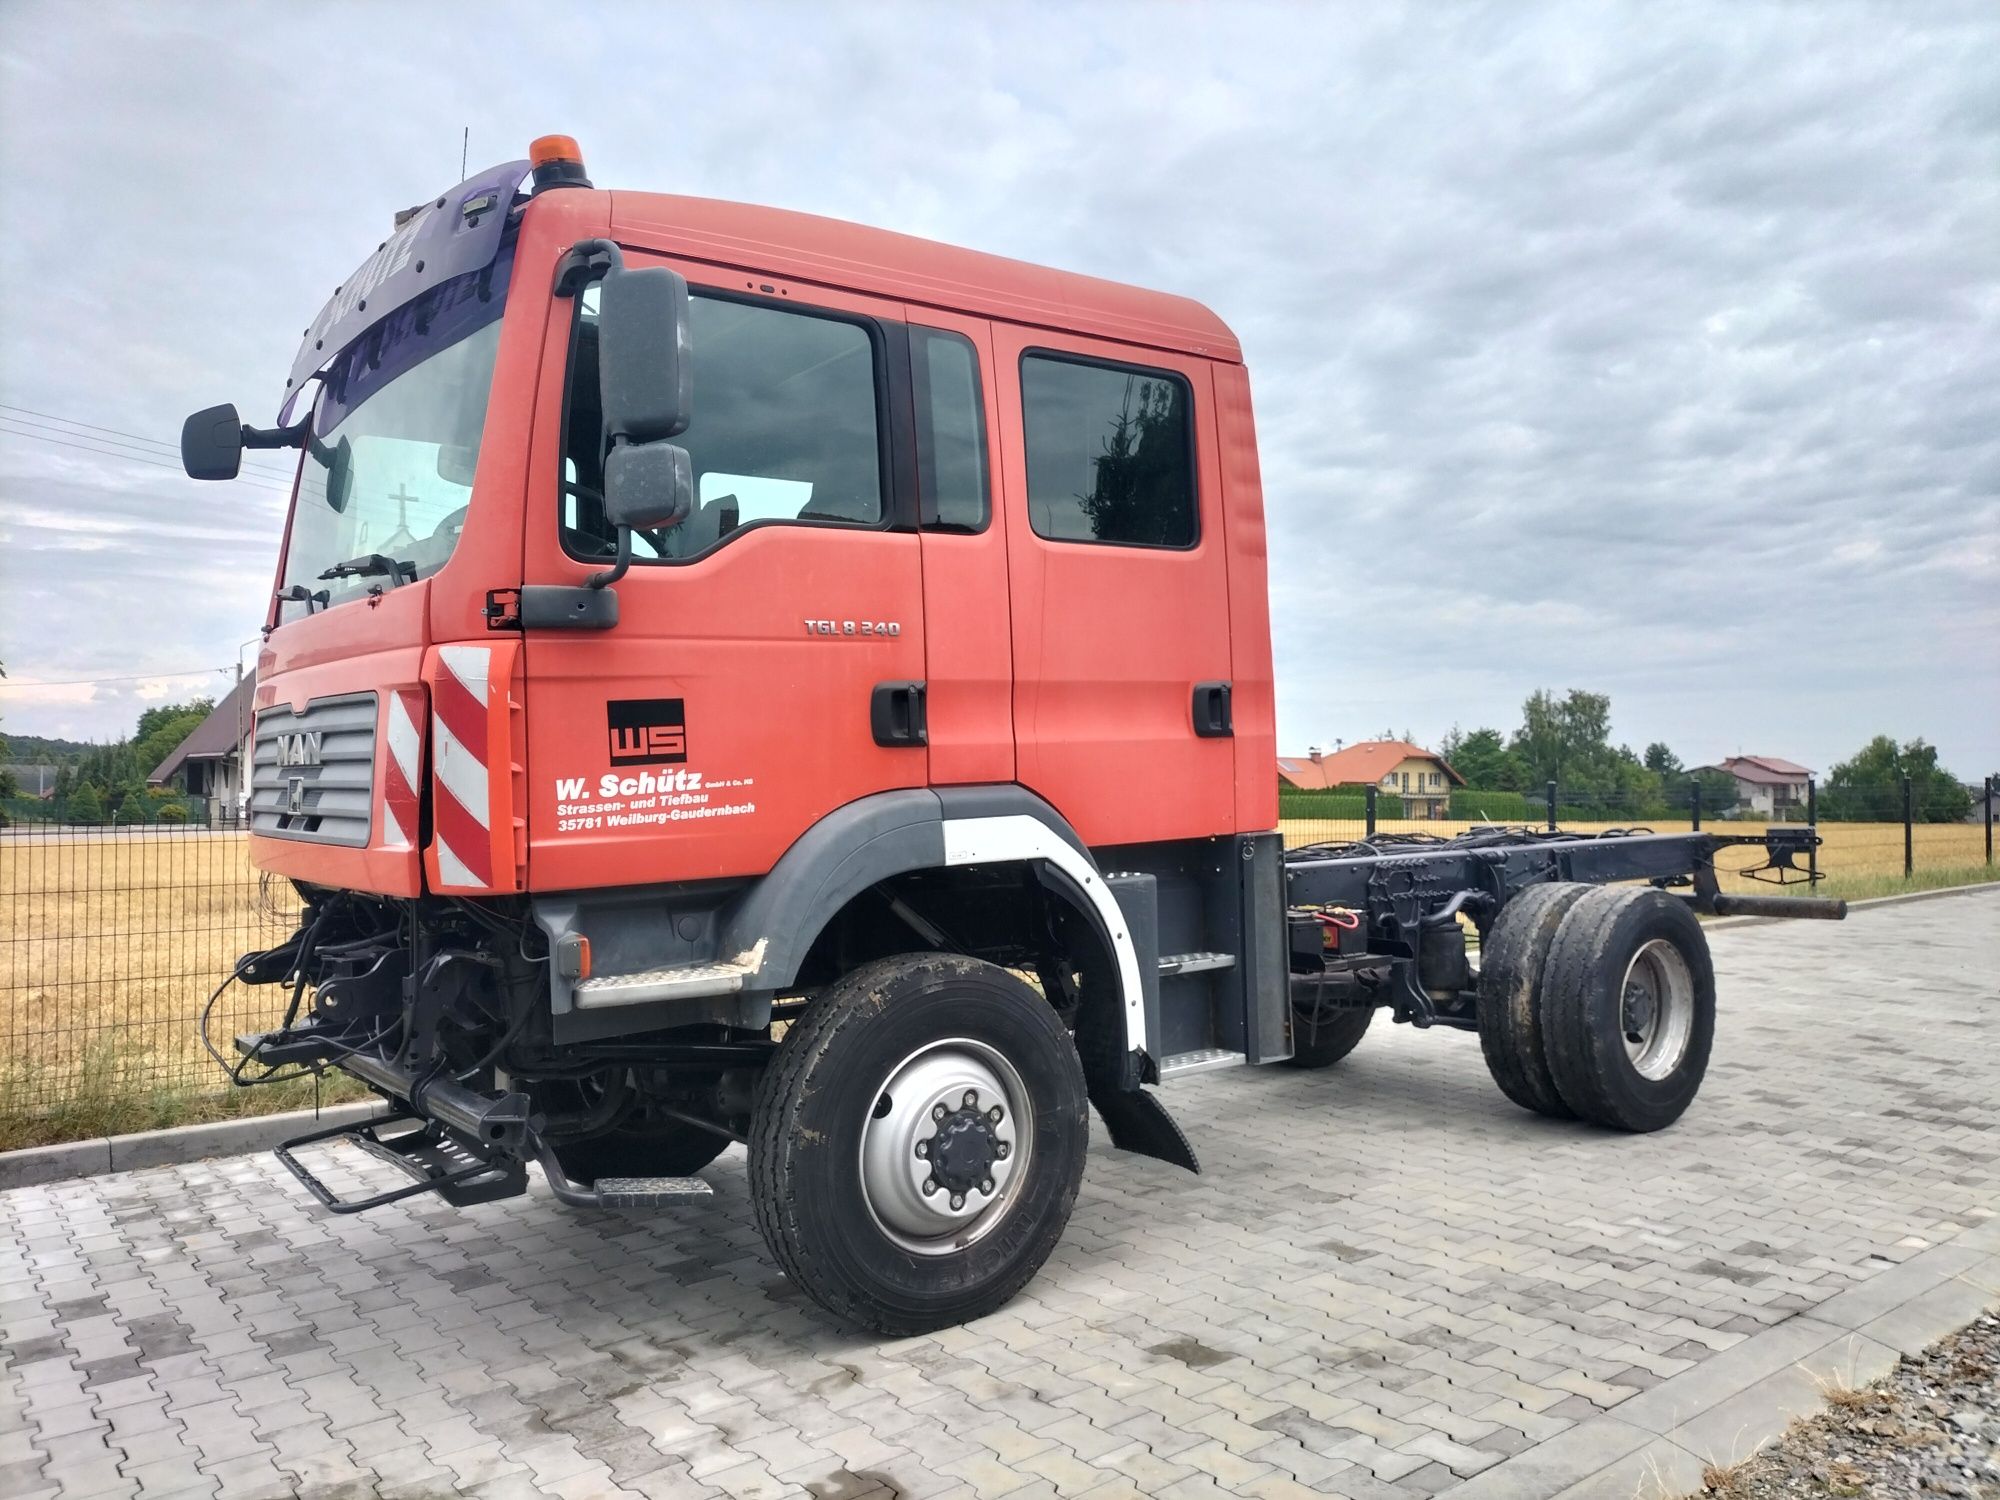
[
  {"left": 131, "top": 699, "right": 214, "bottom": 782},
  {"left": 0, "top": 660, "right": 12, "bottom": 801},
  {"left": 1820, "top": 736, "right": 1970, "bottom": 823},
  {"left": 1643, "top": 742, "right": 1683, "bottom": 779},
  {"left": 1441, "top": 726, "right": 1526, "bottom": 790},
  {"left": 1509, "top": 689, "right": 1612, "bottom": 789},
  {"left": 66, "top": 783, "right": 104, "bottom": 825}
]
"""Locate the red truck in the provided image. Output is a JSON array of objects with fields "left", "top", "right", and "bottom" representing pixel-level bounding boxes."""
[{"left": 185, "top": 138, "right": 1842, "bottom": 1333}]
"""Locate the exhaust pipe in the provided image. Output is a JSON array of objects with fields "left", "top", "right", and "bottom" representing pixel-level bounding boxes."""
[{"left": 1707, "top": 892, "right": 1848, "bottom": 921}]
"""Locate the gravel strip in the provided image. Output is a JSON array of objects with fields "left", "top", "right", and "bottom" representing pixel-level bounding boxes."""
[{"left": 1698, "top": 1311, "right": 2000, "bottom": 1498}]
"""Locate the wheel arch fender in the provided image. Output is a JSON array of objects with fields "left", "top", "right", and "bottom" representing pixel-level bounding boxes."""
[{"left": 723, "top": 787, "right": 1150, "bottom": 1063}]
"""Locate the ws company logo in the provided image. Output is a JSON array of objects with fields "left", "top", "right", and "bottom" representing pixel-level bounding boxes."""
[{"left": 607, "top": 698, "right": 688, "bottom": 766}]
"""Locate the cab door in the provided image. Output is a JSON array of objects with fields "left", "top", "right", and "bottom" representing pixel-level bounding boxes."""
[
  {"left": 990, "top": 326, "right": 1236, "bottom": 847},
  {"left": 522, "top": 266, "right": 926, "bottom": 891}
]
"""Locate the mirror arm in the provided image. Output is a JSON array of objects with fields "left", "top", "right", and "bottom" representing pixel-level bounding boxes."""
[
  {"left": 553, "top": 237, "right": 625, "bottom": 297},
  {"left": 586, "top": 526, "right": 632, "bottom": 591},
  {"left": 242, "top": 418, "right": 308, "bottom": 451}
]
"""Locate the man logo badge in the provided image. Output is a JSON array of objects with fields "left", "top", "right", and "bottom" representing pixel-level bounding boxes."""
[
  {"left": 276, "top": 731, "right": 323, "bottom": 767},
  {"left": 286, "top": 776, "right": 307, "bottom": 817}
]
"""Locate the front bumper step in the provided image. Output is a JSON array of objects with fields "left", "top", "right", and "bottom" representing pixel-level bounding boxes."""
[{"left": 276, "top": 1110, "right": 527, "bottom": 1214}]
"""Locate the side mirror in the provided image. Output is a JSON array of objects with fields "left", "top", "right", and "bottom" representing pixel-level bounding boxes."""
[
  {"left": 182, "top": 404, "right": 244, "bottom": 480},
  {"left": 602, "top": 440, "right": 693, "bottom": 532},
  {"left": 597, "top": 265, "right": 691, "bottom": 442}
]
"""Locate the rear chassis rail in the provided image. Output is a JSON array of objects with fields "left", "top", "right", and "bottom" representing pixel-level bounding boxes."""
[{"left": 1282, "top": 827, "right": 1845, "bottom": 1031}]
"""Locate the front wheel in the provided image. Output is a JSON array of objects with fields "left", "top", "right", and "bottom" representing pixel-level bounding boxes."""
[{"left": 749, "top": 953, "right": 1089, "bottom": 1334}]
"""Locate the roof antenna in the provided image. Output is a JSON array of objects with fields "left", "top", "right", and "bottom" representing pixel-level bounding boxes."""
[{"left": 460, "top": 126, "right": 468, "bottom": 182}]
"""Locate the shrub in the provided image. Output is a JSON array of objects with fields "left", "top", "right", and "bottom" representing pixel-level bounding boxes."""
[
  {"left": 1278, "top": 788, "right": 1404, "bottom": 820},
  {"left": 1449, "top": 788, "right": 1530, "bottom": 822},
  {"left": 155, "top": 802, "right": 189, "bottom": 823}
]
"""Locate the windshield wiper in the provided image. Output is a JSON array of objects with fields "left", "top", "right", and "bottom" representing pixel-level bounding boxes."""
[{"left": 319, "top": 553, "right": 417, "bottom": 587}]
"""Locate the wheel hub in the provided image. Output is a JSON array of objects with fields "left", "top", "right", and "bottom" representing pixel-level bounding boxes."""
[
  {"left": 859, "top": 1040, "right": 1030, "bottom": 1255},
  {"left": 926, "top": 1099, "right": 1003, "bottom": 1195},
  {"left": 1622, "top": 982, "right": 1657, "bottom": 1043},
  {"left": 1620, "top": 938, "right": 1695, "bottom": 1081}
]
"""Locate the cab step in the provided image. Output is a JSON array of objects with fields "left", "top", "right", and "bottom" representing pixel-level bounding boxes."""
[
  {"left": 1158, "top": 951, "right": 1237, "bottom": 976},
  {"left": 534, "top": 1144, "right": 716, "bottom": 1211},
  {"left": 1158, "top": 1047, "right": 1248, "bottom": 1078},
  {"left": 573, "top": 959, "right": 754, "bottom": 1008}
]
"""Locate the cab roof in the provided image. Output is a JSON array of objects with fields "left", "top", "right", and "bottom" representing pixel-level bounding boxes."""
[{"left": 607, "top": 190, "right": 1242, "bottom": 365}]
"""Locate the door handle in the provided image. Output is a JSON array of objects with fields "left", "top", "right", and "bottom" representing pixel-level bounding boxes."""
[
  {"left": 871, "top": 681, "right": 928, "bottom": 747},
  {"left": 1192, "top": 681, "right": 1233, "bottom": 739}
]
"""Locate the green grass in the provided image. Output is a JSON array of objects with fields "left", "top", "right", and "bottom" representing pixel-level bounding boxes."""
[
  {"left": 0, "top": 1042, "right": 372, "bottom": 1153},
  {"left": 1800, "top": 863, "right": 1998, "bottom": 905}
]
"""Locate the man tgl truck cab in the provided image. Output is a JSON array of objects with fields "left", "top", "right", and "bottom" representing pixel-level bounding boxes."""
[{"left": 185, "top": 137, "right": 1838, "bottom": 1333}]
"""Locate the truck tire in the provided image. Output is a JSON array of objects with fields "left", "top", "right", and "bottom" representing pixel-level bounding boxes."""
[
  {"left": 1285, "top": 987, "right": 1375, "bottom": 1068},
  {"left": 1476, "top": 882, "right": 1590, "bottom": 1119},
  {"left": 749, "top": 953, "right": 1089, "bottom": 1334},
  {"left": 1540, "top": 887, "right": 1716, "bottom": 1132}
]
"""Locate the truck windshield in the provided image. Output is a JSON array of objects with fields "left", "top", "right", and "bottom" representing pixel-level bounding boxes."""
[{"left": 280, "top": 258, "right": 509, "bottom": 611}]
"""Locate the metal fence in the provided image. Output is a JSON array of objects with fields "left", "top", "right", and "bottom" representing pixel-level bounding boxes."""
[
  {"left": 0, "top": 823, "right": 297, "bottom": 1134},
  {"left": 0, "top": 777, "right": 1994, "bottom": 1144}
]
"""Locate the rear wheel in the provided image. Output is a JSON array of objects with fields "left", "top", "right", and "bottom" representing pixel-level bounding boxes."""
[
  {"left": 749, "top": 953, "right": 1089, "bottom": 1334},
  {"left": 1476, "top": 882, "right": 1590, "bottom": 1118},
  {"left": 1540, "top": 887, "right": 1715, "bottom": 1132}
]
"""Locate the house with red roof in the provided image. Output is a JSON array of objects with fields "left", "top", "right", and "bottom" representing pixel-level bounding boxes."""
[
  {"left": 1277, "top": 740, "right": 1464, "bottom": 819},
  {"left": 1692, "top": 755, "right": 1813, "bottom": 817}
]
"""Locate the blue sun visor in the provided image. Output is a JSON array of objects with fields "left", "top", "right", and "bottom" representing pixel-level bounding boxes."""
[{"left": 282, "top": 160, "right": 529, "bottom": 415}]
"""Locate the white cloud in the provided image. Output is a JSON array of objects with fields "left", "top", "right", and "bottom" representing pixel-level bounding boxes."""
[{"left": 0, "top": 0, "right": 1995, "bottom": 773}]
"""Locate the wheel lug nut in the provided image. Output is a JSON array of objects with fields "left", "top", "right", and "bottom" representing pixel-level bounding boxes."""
[
  {"left": 932, "top": 1103, "right": 947, "bottom": 1121},
  {"left": 996, "top": 1142, "right": 1010, "bottom": 1159},
  {"left": 988, "top": 1105, "right": 1003, "bottom": 1122},
  {"left": 921, "top": 1177, "right": 938, "bottom": 1196},
  {"left": 949, "top": 1193, "right": 965, "bottom": 1211},
  {"left": 980, "top": 1178, "right": 995, "bottom": 1195},
  {"left": 963, "top": 1089, "right": 978, "bottom": 1108},
  {"left": 914, "top": 1140, "right": 929, "bottom": 1158}
]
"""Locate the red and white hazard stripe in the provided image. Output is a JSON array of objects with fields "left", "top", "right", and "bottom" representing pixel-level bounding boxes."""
[
  {"left": 380, "top": 688, "right": 424, "bottom": 851},
  {"left": 430, "top": 646, "right": 493, "bottom": 888}
]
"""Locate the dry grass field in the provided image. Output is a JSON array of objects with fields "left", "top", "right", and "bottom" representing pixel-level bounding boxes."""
[
  {"left": 0, "top": 819, "right": 1991, "bottom": 1148},
  {"left": 0, "top": 829, "right": 365, "bottom": 1148}
]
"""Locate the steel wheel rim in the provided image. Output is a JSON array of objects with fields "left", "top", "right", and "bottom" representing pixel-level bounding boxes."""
[
  {"left": 1621, "top": 938, "right": 1694, "bottom": 1081},
  {"left": 858, "top": 1038, "right": 1032, "bottom": 1257}
]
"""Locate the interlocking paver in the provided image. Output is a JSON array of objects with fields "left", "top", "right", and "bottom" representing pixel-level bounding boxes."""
[{"left": 4, "top": 896, "right": 1998, "bottom": 1498}]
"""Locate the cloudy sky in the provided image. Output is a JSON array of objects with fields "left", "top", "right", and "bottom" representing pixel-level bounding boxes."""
[{"left": 1, "top": 2, "right": 1995, "bottom": 778}]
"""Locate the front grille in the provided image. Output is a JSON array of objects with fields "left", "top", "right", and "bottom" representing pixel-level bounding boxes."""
[{"left": 250, "top": 694, "right": 377, "bottom": 846}]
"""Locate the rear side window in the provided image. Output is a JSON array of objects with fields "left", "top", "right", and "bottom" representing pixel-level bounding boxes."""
[
  {"left": 912, "top": 328, "right": 989, "bottom": 532},
  {"left": 1021, "top": 354, "right": 1196, "bottom": 548},
  {"left": 562, "top": 286, "right": 885, "bottom": 563}
]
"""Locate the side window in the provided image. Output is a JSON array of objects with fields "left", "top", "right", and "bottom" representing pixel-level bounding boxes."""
[
  {"left": 561, "top": 284, "right": 885, "bottom": 563},
  {"left": 912, "top": 328, "right": 989, "bottom": 532},
  {"left": 1020, "top": 353, "right": 1196, "bottom": 548}
]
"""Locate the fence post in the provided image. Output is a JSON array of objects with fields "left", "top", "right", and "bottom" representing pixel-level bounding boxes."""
[
  {"left": 1365, "top": 784, "right": 1377, "bottom": 838},
  {"left": 1902, "top": 773, "right": 1914, "bottom": 878},
  {"left": 1806, "top": 776, "right": 1818, "bottom": 883},
  {"left": 1986, "top": 775, "right": 1994, "bottom": 868},
  {"left": 1545, "top": 781, "right": 1558, "bottom": 832},
  {"left": 1690, "top": 780, "right": 1701, "bottom": 831}
]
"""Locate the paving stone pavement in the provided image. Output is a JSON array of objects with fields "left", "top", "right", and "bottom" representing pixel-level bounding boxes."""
[{"left": 3, "top": 891, "right": 1996, "bottom": 1500}]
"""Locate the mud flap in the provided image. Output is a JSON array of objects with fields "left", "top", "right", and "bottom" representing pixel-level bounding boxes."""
[{"left": 1088, "top": 1084, "right": 1200, "bottom": 1173}]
